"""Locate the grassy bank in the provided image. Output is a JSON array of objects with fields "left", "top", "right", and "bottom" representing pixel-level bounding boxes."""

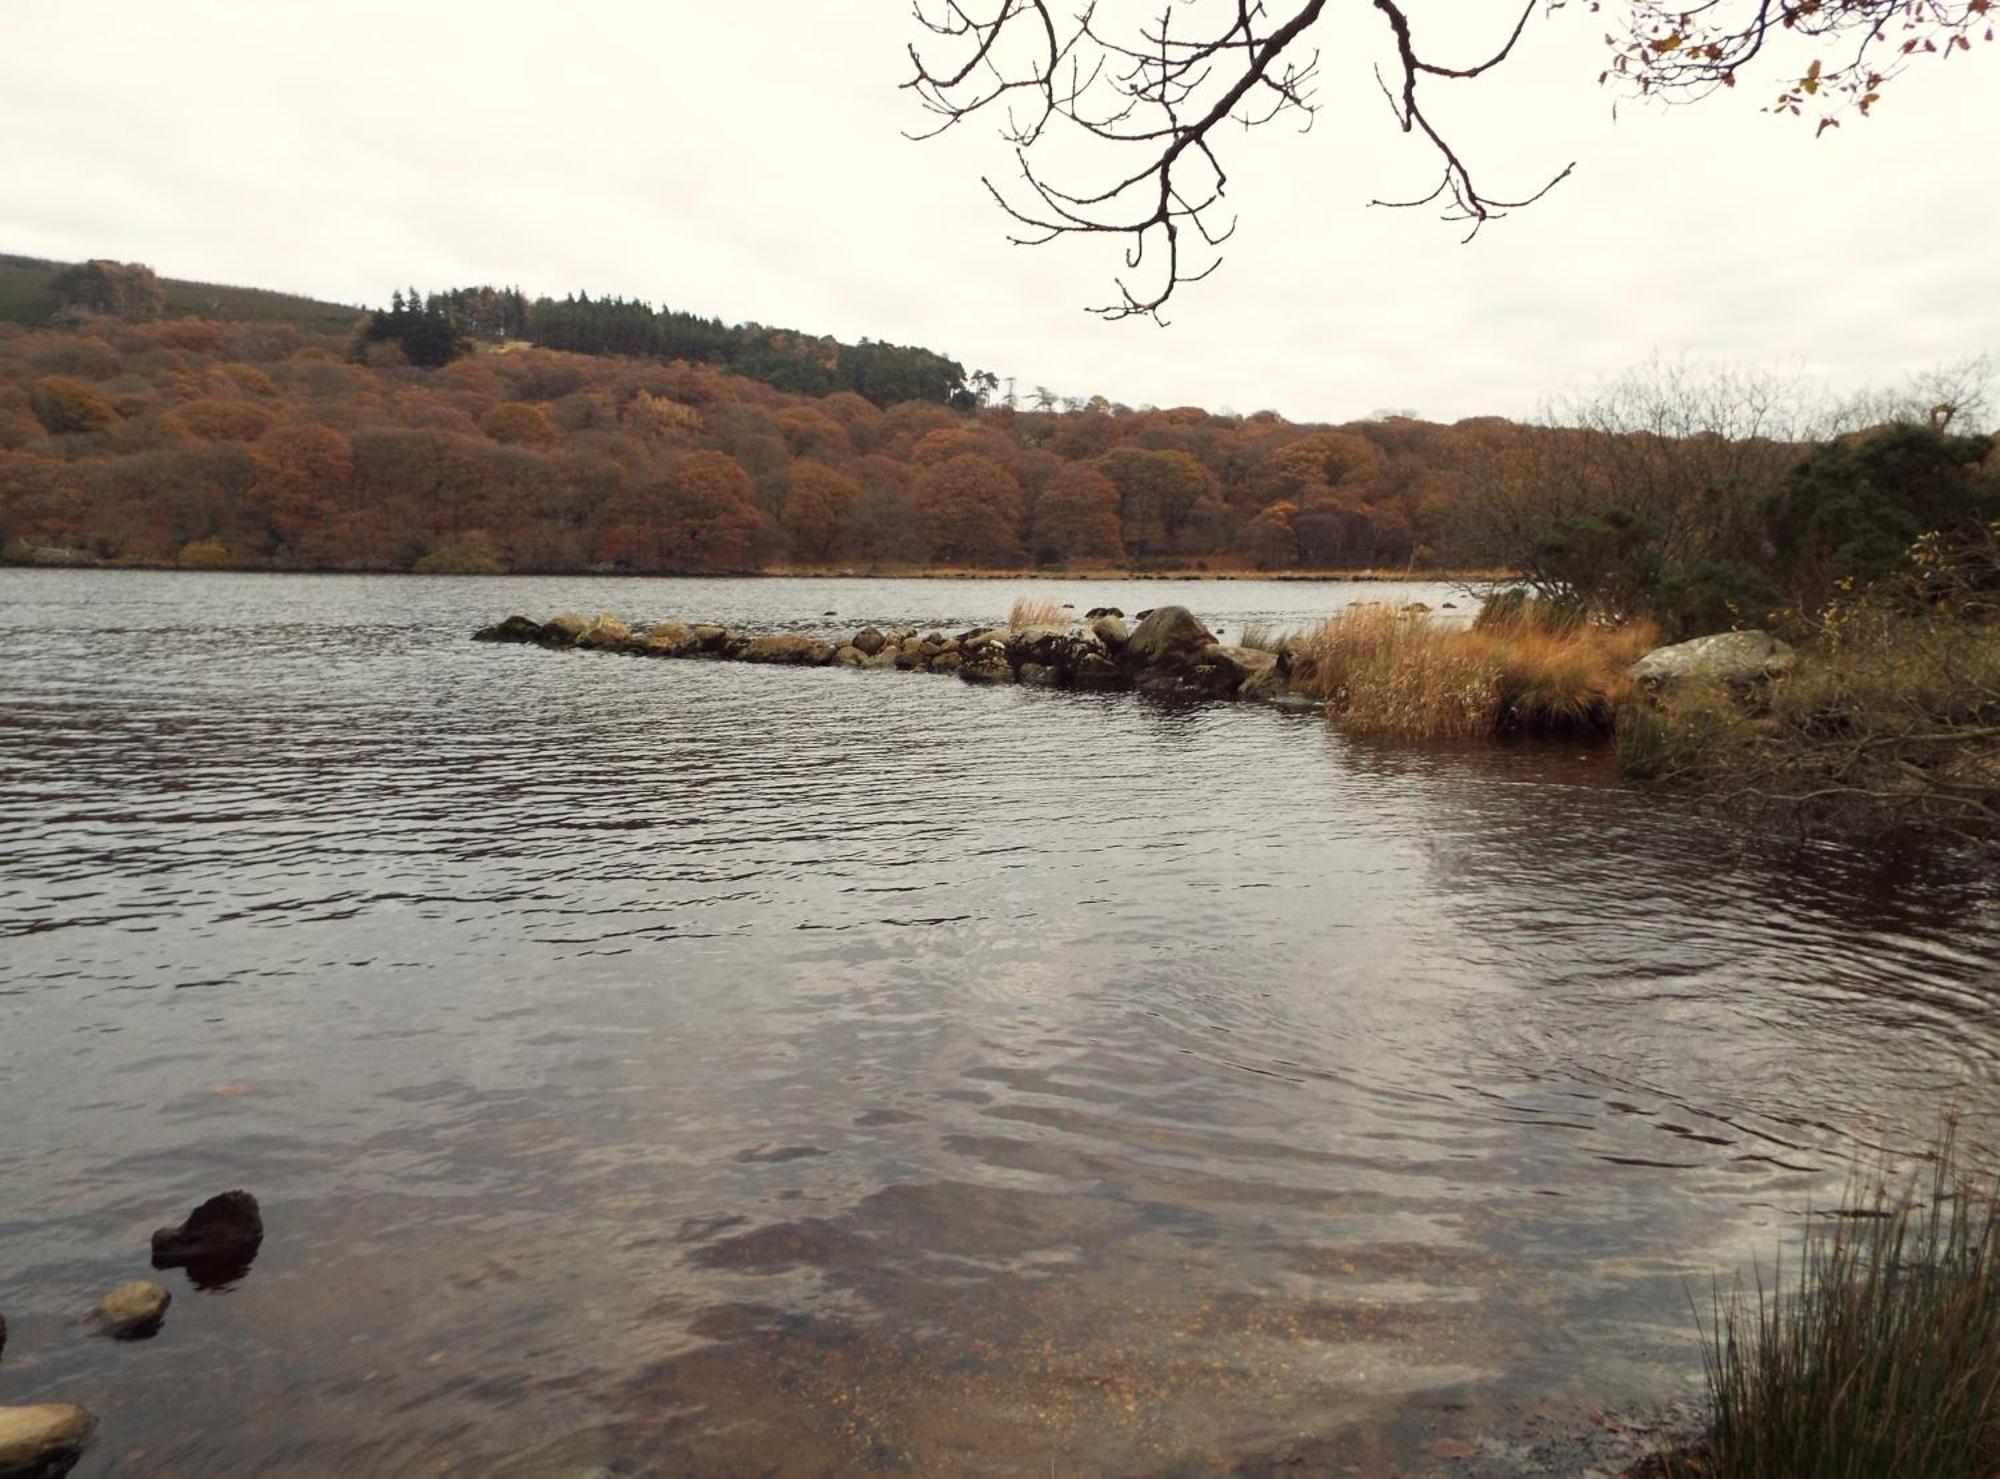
[
  {"left": 1618, "top": 526, "right": 2000, "bottom": 850},
  {"left": 1642, "top": 1126, "right": 1999, "bottom": 1478}
]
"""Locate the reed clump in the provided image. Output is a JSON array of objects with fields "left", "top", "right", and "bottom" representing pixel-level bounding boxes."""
[
  {"left": 1292, "top": 599, "right": 1655, "bottom": 739},
  {"left": 1007, "top": 595, "right": 1070, "bottom": 630},
  {"left": 1656, "top": 1126, "right": 2000, "bottom": 1478}
]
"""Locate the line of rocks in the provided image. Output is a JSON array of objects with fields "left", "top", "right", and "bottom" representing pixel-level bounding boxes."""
[
  {"left": 475, "top": 604, "right": 1322, "bottom": 707},
  {"left": 0, "top": 1192, "right": 263, "bottom": 1478}
]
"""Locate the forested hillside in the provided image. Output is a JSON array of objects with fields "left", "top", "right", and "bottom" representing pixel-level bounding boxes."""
[
  {"left": 5, "top": 263, "right": 1990, "bottom": 613},
  {"left": 0, "top": 309, "right": 1526, "bottom": 575}
]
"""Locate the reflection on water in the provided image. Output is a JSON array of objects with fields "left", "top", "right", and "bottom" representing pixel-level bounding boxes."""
[{"left": 1, "top": 571, "right": 1995, "bottom": 1476}]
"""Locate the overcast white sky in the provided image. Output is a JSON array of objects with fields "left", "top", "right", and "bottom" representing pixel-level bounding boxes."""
[{"left": 2, "top": 1, "right": 1994, "bottom": 424}]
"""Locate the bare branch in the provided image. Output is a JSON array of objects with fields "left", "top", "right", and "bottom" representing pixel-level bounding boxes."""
[{"left": 908, "top": 0, "right": 1571, "bottom": 319}]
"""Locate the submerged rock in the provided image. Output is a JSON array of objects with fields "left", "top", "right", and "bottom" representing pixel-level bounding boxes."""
[
  {"left": 94, "top": 1281, "right": 170, "bottom": 1340},
  {"left": 472, "top": 615, "right": 543, "bottom": 644},
  {"left": 739, "top": 635, "right": 834, "bottom": 665},
  {"left": 151, "top": 1190, "right": 263, "bottom": 1278},
  {"left": 1122, "top": 606, "right": 1215, "bottom": 669},
  {"left": 0, "top": 1404, "right": 95, "bottom": 1477},
  {"left": 1629, "top": 630, "right": 1794, "bottom": 689}
]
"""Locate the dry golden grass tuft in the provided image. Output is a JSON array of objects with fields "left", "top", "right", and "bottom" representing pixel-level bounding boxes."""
[
  {"left": 1293, "top": 600, "right": 1655, "bottom": 739},
  {"left": 1008, "top": 595, "right": 1071, "bottom": 630}
]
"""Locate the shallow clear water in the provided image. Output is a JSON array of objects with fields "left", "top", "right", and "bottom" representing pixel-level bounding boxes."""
[{"left": 1, "top": 570, "right": 1995, "bottom": 1477}]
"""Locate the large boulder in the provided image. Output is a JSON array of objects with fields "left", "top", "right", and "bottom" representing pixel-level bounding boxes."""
[
  {"left": 473, "top": 615, "right": 543, "bottom": 644},
  {"left": 94, "top": 1281, "right": 170, "bottom": 1340},
  {"left": 738, "top": 635, "right": 834, "bottom": 666},
  {"left": 0, "top": 1405, "right": 95, "bottom": 1477},
  {"left": 151, "top": 1190, "right": 263, "bottom": 1279},
  {"left": 1121, "top": 606, "right": 1215, "bottom": 670},
  {"left": 1629, "top": 630, "right": 1795, "bottom": 689}
]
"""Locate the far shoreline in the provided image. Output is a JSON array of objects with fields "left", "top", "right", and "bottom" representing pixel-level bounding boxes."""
[{"left": 4, "top": 559, "right": 1513, "bottom": 584}]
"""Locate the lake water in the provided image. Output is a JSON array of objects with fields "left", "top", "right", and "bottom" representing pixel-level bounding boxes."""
[{"left": 2, "top": 571, "right": 1995, "bottom": 1477}]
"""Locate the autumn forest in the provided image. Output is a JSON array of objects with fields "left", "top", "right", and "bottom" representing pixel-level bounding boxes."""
[{"left": 0, "top": 257, "right": 1557, "bottom": 579}]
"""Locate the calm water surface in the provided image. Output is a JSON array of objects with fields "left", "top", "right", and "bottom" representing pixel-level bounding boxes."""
[{"left": 2, "top": 571, "right": 1996, "bottom": 1477}]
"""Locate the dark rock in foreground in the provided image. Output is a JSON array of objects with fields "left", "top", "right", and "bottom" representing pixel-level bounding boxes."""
[
  {"left": 151, "top": 1190, "right": 263, "bottom": 1281},
  {"left": 473, "top": 605, "right": 1321, "bottom": 709}
]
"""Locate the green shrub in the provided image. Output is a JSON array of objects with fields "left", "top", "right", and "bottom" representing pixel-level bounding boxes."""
[{"left": 1764, "top": 423, "right": 1999, "bottom": 613}]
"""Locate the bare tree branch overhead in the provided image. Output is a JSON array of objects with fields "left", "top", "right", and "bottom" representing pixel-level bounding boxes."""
[{"left": 906, "top": 0, "right": 1996, "bottom": 320}]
